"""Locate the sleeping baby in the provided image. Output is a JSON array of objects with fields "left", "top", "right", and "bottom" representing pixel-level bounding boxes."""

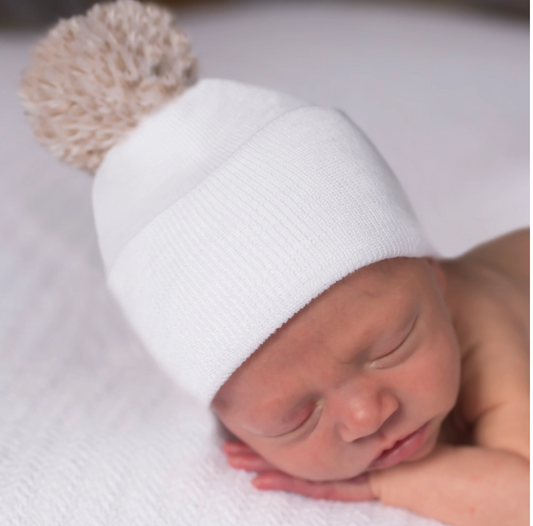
[{"left": 19, "top": 2, "right": 529, "bottom": 526}]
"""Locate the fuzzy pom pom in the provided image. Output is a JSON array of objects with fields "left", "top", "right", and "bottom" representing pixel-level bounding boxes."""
[{"left": 19, "top": 0, "right": 197, "bottom": 173}]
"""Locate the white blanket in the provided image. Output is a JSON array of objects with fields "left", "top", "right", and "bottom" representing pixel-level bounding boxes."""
[{"left": 0, "top": 3, "right": 528, "bottom": 525}]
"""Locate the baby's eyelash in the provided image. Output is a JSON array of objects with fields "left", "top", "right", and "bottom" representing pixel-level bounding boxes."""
[{"left": 374, "top": 312, "right": 419, "bottom": 363}]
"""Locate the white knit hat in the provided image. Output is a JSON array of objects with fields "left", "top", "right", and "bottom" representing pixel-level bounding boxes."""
[{"left": 19, "top": 0, "right": 432, "bottom": 407}]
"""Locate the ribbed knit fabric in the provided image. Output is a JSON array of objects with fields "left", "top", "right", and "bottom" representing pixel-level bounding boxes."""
[
  {"left": 93, "top": 79, "right": 432, "bottom": 406},
  {"left": 93, "top": 80, "right": 308, "bottom": 269}
]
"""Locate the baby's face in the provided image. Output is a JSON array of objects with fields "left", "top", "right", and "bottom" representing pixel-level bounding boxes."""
[{"left": 213, "top": 258, "right": 461, "bottom": 481}]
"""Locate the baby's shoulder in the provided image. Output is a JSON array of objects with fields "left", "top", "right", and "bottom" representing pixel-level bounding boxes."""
[
  {"left": 453, "top": 259, "right": 529, "bottom": 416},
  {"left": 442, "top": 246, "right": 529, "bottom": 458}
]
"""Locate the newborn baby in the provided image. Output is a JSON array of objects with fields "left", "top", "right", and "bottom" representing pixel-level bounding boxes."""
[
  {"left": 18, "top": 3, "right": 529, "bottom": 526},
  {"left": 216, "top": 229, "right": 529, "bottom": 526}
]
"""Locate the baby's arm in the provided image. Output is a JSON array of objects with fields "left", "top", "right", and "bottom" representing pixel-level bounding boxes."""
[
  {"left": 368, "top": 446, "right": 528, "bottom": 526},
  {"left": 440, "top": 228, "right": 529, "bottom": 461}
]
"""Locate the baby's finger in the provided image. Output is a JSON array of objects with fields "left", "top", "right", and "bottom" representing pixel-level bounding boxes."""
[
  {"left": 228, "top": 453, "right": 277, "bottom": 472},
  {"left": 222, "top": 441, "right": 255, "bottom": 455},
  {"left": 253, "top": 471, "right": 375, "bottom": 502}
]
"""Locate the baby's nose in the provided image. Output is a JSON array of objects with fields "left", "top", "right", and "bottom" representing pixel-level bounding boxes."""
[{"left": 336, "top": 385, "right": 399, "bottom": 443}]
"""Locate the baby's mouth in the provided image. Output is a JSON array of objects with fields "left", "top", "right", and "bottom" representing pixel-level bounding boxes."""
[{"left": 367, "top": 421, "right": 430, "bottom": 470}]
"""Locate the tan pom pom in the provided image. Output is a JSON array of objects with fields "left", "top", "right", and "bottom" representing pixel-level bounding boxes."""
[{"left": 19, "top": 0, "right": 197, "bottom": 174}]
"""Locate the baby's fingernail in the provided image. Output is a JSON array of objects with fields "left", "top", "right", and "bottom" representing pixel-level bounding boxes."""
[
  {"left": 223, "top": 442, "right": 244, "bottom": 453},
  {"left": 229, "top": 455, "right": 249, "bottom": 469},
  {"left": 252, "top": 477, "right": 270, "bottom": 490}
]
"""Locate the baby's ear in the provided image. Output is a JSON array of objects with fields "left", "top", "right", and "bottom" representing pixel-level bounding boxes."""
[{"left": 424, "top": 258, "right": 446, "bottom": 294}]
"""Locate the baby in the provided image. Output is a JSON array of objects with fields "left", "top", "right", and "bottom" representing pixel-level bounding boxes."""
[
  {"left": 216, "top": 229, "right": 529, "bottom": 526},
  {"left": 19, "top": 2, "right": 528, "bottom": 526}
]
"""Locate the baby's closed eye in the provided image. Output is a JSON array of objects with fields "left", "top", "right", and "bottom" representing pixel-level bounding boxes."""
[
  {"left": 270, "top": 401, "right": 323, "bottom": 439},
  {"left": 369, "top": 311, "right": 419, "bottom": 369}
]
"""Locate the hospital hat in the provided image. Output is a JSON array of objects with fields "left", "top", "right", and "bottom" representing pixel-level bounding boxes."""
[{"left": 19, "top": 0, "right": 432, "bottom": 406}]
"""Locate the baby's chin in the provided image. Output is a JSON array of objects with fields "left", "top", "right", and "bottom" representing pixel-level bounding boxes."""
[
  {"left": 267, "top": 455, "right": 371, "bottom": 483},
  {"left": 283, "top": 466, "right": 370, "bottom": 483}
]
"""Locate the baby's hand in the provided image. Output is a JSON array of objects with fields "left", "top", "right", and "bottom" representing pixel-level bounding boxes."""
[
  {"left": 222, "top": 440, "right": 375, "bottom": 501},
  {"left": 224, "top": 440, "right": 528, "bottom": 526}
]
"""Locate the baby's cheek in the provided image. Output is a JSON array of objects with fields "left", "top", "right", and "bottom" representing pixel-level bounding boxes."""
[
  {"left": 435, "top": 338, "right": 461, "bottom": 408},
  {"left": 403, "top": 339, "right": 461, "bottom": 416},
  {"left": 254, "top": 439, "right": 332, "bottom": 480}
]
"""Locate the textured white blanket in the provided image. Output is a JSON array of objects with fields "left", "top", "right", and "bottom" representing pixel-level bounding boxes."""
[{"left": 0, "top": 3, "right": 528, "bottom": 525}]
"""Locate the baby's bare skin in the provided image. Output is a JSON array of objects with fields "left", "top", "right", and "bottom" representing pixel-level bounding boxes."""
[
  {"left": 440, "top": 229, "right": 529, "bottom": 458},
  {"left": 216, "top": 229, "right": 529, "bottom": 526},
  {"left": 366, "top": 229, "right": 529, "bottom": 525}
]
